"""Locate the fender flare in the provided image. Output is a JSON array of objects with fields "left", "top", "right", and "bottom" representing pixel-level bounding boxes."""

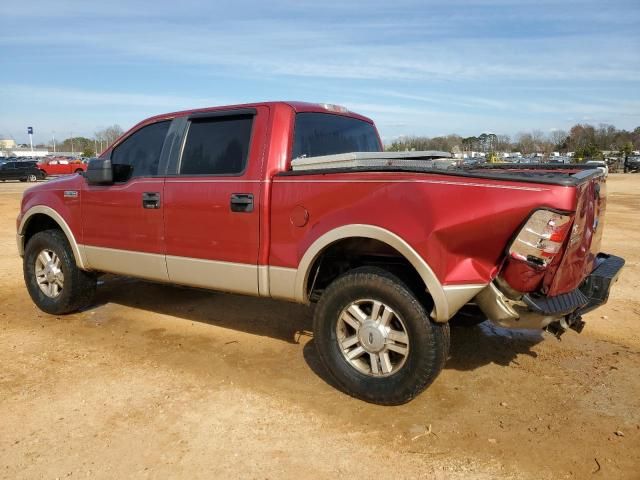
[
  {"left": 18, "top": 205, "right": 88, "bottom": 270},
  {"left": 292, "top": 224, "right": 472, "bottom": 321}
]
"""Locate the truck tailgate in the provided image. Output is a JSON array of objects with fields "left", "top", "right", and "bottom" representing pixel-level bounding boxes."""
[{"left": 544, "top": 171, "right": 607, "bottom": 295}]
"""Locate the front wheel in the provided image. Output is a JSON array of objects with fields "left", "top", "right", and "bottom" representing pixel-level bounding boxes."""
[
  {"left": 313, "top": 267, "right": 449, "bottom": 405},
  {"left": 27, "top": 174, "right": 38, "bottom": 182},
  {"left": 23, "top": 229, "right": 97, "bottom": 315}
]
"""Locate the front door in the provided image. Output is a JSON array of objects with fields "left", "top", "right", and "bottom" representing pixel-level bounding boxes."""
[
  {"left": 81, "top": 120, "right": 171, "bottom": 281},
  {"left": 163, "top": 107, "right": 268, "bottom": 295}
]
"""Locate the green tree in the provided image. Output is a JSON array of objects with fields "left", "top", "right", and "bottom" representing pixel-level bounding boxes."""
[
  {"left": 58, "top": 136, "right": 93, "bottom": 154},
  {"left": 82, "top": 147, "right": 95, "bottom": 157},
  {"left": 574, "top": 144, "right": 602, "bottom": 162}
]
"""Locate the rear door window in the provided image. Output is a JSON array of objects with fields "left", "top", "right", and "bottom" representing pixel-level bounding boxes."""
[{"left": 179, "top": 115, "right": 253, "bottom": 175}]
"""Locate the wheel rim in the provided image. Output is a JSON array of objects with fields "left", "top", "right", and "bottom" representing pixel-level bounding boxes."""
[
  {"left": 35, "top": 249, "right": 64, "bottom": 298},
  {"left": 28, "top": 174, "right": 37, "bottom": 182},
  {"left": 336, "top": 299, "right": 410, "bottom": 377}
]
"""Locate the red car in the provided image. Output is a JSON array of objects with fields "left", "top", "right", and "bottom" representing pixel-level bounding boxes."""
[
  {"left": 38, "top": 157, "right": 87, "bottom": 177},
  {"left": 16, "top": 102, "right": 624, "bottom": 404}
]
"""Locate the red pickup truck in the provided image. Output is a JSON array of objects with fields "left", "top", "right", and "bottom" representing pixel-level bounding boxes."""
[
  {"left": 16, "top": 101, "right": 624, "bottom": 404},
  {"left": 38, "top": 158, "right": 87, "bottom": 177}
]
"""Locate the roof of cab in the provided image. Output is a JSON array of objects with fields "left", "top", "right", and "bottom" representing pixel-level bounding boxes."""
[{"left": 135, "top": 101, "right": 374, "bottom": 128}]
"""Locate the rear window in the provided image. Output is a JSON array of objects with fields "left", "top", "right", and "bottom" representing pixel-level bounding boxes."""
[
  {"left": 292, "top": 113, "right": 381, "bottom": 159},
  {"left": 179, "top": 115, "right": 253, "bottom": 175}
]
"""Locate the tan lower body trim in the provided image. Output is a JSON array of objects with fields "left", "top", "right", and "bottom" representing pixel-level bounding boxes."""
[
  {"left": 442, "top": 283, "right": 488, "bottom": 319},
  {"left": 258, "top": 265, "right": 270, "bottom": 297},
  {"left": 83, "top": 245, "right": 169, "bottom": 282},
  {"left": 268, "top": 266, "right": 298, "bottom": 301},
  {"left": 16, "top": 233, "right": 25, "bottom": 256},
  {"left": 166, "top": 255, "right": 258, "bottom": 296}
]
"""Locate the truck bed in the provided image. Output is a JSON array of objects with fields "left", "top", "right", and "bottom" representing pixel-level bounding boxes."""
[{"left": 281, "top": 161, "right": 603, "bottom": 187}]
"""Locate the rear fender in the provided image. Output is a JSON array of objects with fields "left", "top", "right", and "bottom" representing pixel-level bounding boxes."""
[{"left": 293, "top": 224, "right": 486, "bottom": 322}]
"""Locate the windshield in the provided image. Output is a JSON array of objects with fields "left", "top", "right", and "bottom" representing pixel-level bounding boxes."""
[{"left": 292, "top": 112, "right": 381, "bottom": 159}]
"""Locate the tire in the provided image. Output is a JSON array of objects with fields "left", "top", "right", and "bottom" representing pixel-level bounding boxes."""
[
  {"left": 27, "top": 174, "right": 37, "bottom": 182},
  {"left": 74, "top": 169, "right": 83, "bottom": 174},
  {"left": 23, "top": 229, "right": 97, "bottom": 315},
  {"left": 313, "top": 266, "right": 450, "bottom": 405}
]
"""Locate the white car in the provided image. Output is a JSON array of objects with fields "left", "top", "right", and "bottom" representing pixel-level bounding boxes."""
[{"left": 585, "top": 160, "right": 609, "bottom": 178}]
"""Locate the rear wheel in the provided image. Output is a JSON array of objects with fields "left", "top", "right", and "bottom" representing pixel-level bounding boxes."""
[
  {"left": 23, "top": 229, "right": 97, "bottom": 314},
  {"left": 313, "top": 267, "right": 449, "bottom": 405},
  {"left": 27, "top": 174, "right": 38, "bottom": 182}
]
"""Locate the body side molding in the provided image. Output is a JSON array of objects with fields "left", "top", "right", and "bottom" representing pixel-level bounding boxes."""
[
  {"left": 84, "top": 245, "right": 169, "bottom": 281},
  {"left": 166, "top": 255, "right": 258, "bottom": 295}
]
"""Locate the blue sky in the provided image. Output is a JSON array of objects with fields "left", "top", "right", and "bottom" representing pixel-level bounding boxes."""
[{"left": 1, "top": 0, "right": 639, "bottom": 145}]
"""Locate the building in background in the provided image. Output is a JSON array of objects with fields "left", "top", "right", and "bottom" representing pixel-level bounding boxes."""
[
  {"left": 0, "top": 135, "right": 17, "bottom": 150},
  {"left": 0, "top": 135, "right": 49, "bottom": 158}
]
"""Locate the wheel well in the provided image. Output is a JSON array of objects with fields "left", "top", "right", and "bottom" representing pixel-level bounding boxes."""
[
  {"left": 306, "top": 237, "right": 432, "bottom": 307},
  {"left": 23, "top": 214, "right": 63, "bottom": 247}
]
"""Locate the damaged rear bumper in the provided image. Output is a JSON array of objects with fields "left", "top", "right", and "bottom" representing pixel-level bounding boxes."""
[{"left": 475, "top": 253, "right": 625, "bottom": 330}]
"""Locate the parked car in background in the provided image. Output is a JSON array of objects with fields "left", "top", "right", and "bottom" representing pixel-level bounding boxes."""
[
  {"left": 0, "top": 161, "right": 45, "bottom": 182},
  {"left": 625, "top": 156, "right": 640, "bottom": 173},
  {"left": 584, "top": 160, "right": 609, "bottom": 178},
  {"left": 37, "top": 158, "right": 87, "bottom": 177}
]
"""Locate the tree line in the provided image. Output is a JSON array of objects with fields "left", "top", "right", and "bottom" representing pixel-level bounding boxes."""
[
  {"left": 36, "top": 125, "right": 124, "bottom": 157},
  {"left": 31, "top": 121, "right": 640, "bottom": 161},
  {"left": 386, "top": 123, "right": 640, "bottom": 160}
]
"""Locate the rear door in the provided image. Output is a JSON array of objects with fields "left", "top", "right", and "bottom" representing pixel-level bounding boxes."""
[
  {"left": 81, "top": 120, "right": 172, "bottom": 281},
  {"left": 163, "top": 107, "right": 269, "bottom": 295}
]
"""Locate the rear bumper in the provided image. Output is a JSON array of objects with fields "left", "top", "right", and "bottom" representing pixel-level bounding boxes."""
[{"left": 475, "top": 253, "right": 624, "bottom": 330}]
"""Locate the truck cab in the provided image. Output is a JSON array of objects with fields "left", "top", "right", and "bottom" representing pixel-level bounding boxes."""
[{"left": 16, "top": 101, "right": 624, "bottom": 405}]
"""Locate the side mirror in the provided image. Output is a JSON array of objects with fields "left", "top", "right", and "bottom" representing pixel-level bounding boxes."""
[{"left": 85, "top": 158, "right": 113, "bottom": 185}]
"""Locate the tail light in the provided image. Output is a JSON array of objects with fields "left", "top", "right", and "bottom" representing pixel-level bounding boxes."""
[{"left": 509, "top": 210, "right": 573, "bottom": 268}]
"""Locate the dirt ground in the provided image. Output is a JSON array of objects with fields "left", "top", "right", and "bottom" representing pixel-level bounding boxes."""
[{"left": 1, "top": 175, "right": 639, "bottom": 479}]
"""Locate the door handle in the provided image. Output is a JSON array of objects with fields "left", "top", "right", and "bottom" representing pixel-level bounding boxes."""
[
  {"left": 230, "top": 193, "right": 253, "bottom": 213},
  {"left": 142, "top": 192, "right": 161, "bottom": 209}
]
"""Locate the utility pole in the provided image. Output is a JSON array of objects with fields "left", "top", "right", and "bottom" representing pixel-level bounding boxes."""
[
  {"left": 94, "top": 138, "right": 97, "bottom": 156},
  {"left": 70, "top": 132, "right": 74, "bottom": 155},
  {"left": 28, "top": 126, "right": 33, "bottom": 152}
]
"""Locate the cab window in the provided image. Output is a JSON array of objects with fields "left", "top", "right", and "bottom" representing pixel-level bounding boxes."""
[
  {"left": 179, "top": 115, "right": 253, "bottom": 175},
  {"left": 111, "top": 121, "right": 170, "bottom": 180},
  {"left": 292, "top": 113, "right": 381, "bottom": 159}
]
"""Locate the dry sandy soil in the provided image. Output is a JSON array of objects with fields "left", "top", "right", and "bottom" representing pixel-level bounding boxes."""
[{"left": 1, "top": 175, "right": 639, "bottom": 479}]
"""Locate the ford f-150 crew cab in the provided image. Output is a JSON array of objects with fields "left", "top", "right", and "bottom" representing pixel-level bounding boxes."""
[{"left": 16, "top": 101, "right": 625, "bottom": 404}]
